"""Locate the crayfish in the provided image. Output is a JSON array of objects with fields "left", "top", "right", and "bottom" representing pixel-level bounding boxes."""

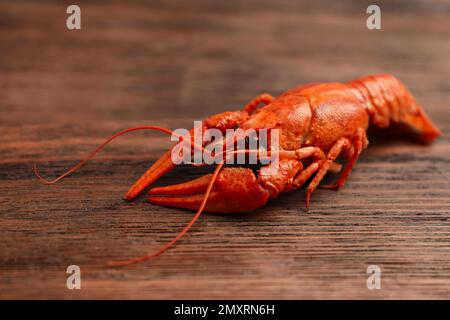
[{"left": 35, "top": 74, "right": 441, "bottom": 266}]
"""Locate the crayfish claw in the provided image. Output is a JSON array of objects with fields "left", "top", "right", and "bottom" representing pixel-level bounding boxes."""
[
  {"left": 148, "top": 168, "right": 270, "bottom": 213},
  {"left": 124, "top": 149, "right": 175, "bottom": 201}
]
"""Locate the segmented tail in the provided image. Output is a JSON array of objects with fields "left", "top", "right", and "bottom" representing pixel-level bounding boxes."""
[{"left": 347, "top": 74, "right": 441, "bottom": 143}]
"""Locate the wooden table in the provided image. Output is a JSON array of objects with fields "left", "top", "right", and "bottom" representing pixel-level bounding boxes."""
[{"left": 1, "top": 0, "right": 449, "bottom": 299}]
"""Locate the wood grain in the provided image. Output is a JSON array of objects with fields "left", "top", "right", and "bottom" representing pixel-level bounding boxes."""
[{"left": 0, "top": 0, "right": 449, "bottom": 299}]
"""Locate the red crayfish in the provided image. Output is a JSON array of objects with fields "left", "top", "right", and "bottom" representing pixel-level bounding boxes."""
[{"left": 35, "top": 74, "right": 441, "bottom": 266}]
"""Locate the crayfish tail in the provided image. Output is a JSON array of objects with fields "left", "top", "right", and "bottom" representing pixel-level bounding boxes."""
[{"left": 347, "top": 74, "right": 441, "bottom": 143}]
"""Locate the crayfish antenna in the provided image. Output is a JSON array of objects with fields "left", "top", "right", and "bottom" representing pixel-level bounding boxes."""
[
  {"left": 106, "top": 162, "right": 224, "bottom": 267},
  {"left": 33, "top": 126, "right": 176, "bottom": 185}
]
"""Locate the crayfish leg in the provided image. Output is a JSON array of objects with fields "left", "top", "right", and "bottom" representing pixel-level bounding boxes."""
[
  {"left": 305, "top": 128, "right": 368, "bottom": 207},
  {"left": 321, "top": 128, "right": 368, "bottom": 191}
]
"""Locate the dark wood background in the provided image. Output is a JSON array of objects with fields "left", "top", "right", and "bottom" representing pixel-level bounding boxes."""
[{"left": 1, "top": 0, "right": 449, "bottom": 299}]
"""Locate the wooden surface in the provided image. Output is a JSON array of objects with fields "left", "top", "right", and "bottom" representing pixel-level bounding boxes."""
[{"left": 1, "top": 0, "right": 449, "bottom": 299}]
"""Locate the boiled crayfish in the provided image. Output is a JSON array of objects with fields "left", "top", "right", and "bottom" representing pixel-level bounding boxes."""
[{"left": 35, "top": 74, "right": 441, "bottom": 266}]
